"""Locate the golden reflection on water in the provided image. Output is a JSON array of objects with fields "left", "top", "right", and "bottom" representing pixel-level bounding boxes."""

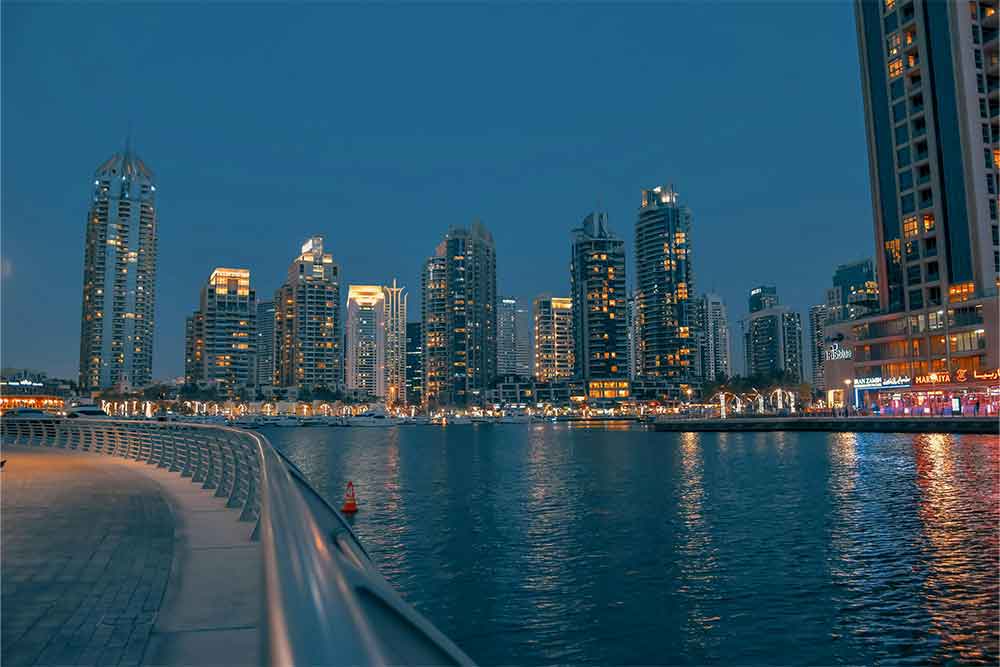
[
  {"left": 913, "top": 433, "right": 998, "bottom": 664},
  {"left": 827, "top": 432, "right": 860, "bottom": 586},
  {"left": 677, "top": 432, "right": 720, "bottom": 641}
]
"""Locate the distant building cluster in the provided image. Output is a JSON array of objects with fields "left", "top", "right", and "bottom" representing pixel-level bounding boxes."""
[{"left": 75, "top": 0, "right": 999, "bottom": 414}]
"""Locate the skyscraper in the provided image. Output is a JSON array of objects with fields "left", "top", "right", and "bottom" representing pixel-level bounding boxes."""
[
  {"left": 79, "top": 140, "right": 158, "bottom": 391},
  {"left": 345, "top": 285, "right": 386, "bottom": 398},
  {"left": 184, "top": 268, "right": 257, "bottom": 395},
  {"left": 627, "top": 292, "right": 640, "bottom": 380},
  {"left": 570, "top": 211, "right": 629, "bottom": 381},
  {"left": 533, "top": 296, "right": 574, "bottom": 382},
  {"left": 742, "top": 286, "right": 804, "bottom": 383},
  {"left": 383, "top": 280, "right": 407, "bottom": 406},
  {"left": 826, "top": 259, "right": 879, "bottom": 322},
  {"left": 634, "top": 185, "right": 698, "bottom": 399},
  {"left": 421, "top": 255, "right": 447, "bottom": 408},
  {"left": 698, "top": 293, "right": 731, "bottom": 383},
  {"left": 256, "top": 301, "right": 276, "bottom": 388},
  {"left": 405, "top": 321, "right": 423, "bottom": 407},
  {"left": 420, "top": 223, "right": 497, "bottom": 407},
  {"left": 497, "top": 298, "right": 525, "bottom": 377},
  {"left": 853, "top": 0, "right": 999, "bottom": 392},
  {"left": 274, "top": 237, "right": 342, "bottom": 390},
  {"left": 748, "top": 285, "right": 779, "bottom": 313},
  {"left": 808, "top": 304, "right": 829, "bottom": 390}
]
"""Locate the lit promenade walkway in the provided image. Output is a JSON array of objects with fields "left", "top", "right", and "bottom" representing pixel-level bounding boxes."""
[{"left": 2, "top": 446, "right": 260, "bottom": 666}]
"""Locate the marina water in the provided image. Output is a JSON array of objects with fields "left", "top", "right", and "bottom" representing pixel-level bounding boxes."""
[{"left": 265, "top": 424, "right": 998, "bottom": 665}]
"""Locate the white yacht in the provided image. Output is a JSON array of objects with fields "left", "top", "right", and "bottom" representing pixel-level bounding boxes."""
[
  {"left": 347, "top": 406, "right": 402, "bottom": 427},
  {"left": 496, "top": 412, "right": 531, "bottom": 424}
]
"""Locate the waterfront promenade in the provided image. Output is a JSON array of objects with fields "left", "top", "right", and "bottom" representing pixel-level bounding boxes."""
[
  {"left": 1, "top": 446, "right": 260, "bottom": 667},
  {"left": 0, "top": 418, "right": 472, "bottom": 667},
  {"left": 653, "top": 415, "right": 999, "bottom": 434}
]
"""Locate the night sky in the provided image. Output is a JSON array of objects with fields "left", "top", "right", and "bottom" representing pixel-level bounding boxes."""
[{"left": 2, "top": 3, "right": 873, "bottom": 381}]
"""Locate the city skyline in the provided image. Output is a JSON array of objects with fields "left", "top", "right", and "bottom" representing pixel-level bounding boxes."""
[{"left": 2, "top": 3, "right": 872, "bottom": 380}]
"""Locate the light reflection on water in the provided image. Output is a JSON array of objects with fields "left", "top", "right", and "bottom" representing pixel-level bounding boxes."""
[{"left": 267, "top": 425, "right": 998, "bottom": 665}]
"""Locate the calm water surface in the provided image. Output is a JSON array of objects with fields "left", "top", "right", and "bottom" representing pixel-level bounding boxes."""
[{"left": 264, "top": 424, "right": 998, "bottom": 665}]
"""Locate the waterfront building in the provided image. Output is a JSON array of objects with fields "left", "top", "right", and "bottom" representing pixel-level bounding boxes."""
[
  {"left": 420, "top": 223, "right": 497, "bottom": 408},
  {"left": 256, "top": 301, "right": 276, "bottom": 388},
  {"left": 742, "top": 287, "right": 804, "bottom": 383},
  {"left": 849, "top": 0, "right": 1000, "bottom": 413},
  {"left": 497, "top": 298, "right": 529, "bottom": 378},
  {"left": 633, "top": 185, "right": 698, "bottom": 400},
  {"left": 405, "top": 321, "right": 423, "bottom": 407},
  {"left": 345, "top": 285, "right": 386, "bottom": 398},
  {"left": 183, "top": 269, "right": 256, "bottom": 395},
  {"left": 79, "top": 140, "right": 158, "bottom": 391},
  {"left": 383, "top": 280, "right": 407, "bottom": 406},
  {"left": 274, "top": 237, "right": 342, "bottom": 390},
  {"left": 570, "top": 211, "right": 629, "bottom": 381},
  {"left": 698, "top": 293, "right": 732, "bottom": 383},
  {"left": 809, "top": 304, "right": 829, "bottom": 391},
  {"left": 826, "top": 259, "right": 879, "bottom": 322},
  {"left": 533, "top": 296, "right": 574, "bottom": 382}
]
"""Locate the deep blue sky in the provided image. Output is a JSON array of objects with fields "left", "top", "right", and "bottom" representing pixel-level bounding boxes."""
[{"left": 2, "top": 2, "right": 873, "bottom": 380}]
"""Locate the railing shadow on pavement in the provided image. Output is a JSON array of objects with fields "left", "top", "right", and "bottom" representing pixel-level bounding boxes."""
[{"left": 1, "top": 417, "right": 473, "bottom": 666}]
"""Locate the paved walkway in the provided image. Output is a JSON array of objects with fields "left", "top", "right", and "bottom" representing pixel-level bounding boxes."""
[{"left": 2, "top": 446, "right": 260, "bottom": 666}]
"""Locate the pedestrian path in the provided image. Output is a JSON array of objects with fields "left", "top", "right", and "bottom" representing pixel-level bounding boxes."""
[{"left": 2, "top": 446, "right": 260, "bottom": 666}]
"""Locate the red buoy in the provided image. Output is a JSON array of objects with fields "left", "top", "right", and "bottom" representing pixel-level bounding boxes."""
[{"left": 341, "top": 481, "right": 358, "bottom": 514}]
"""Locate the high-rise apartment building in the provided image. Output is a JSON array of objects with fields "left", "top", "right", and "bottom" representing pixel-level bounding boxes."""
[
  {"left": 497, "top": 298, "right": 527, "bottom": 377},
  {"left": 849, "top": 0, "right": 999, "bottom": 403},
  {"left": 698, "top": 293, "right": 731, "bottom": 383},
  {"left": 383, "top": 280, "right": 407, "bottom": 406},
  {"left": 742, "top": 286, "right": 804, "bottom": 383},
  {"left": 183, "top": 268, "right": 256, "bottom": 395},
  {"left": 345, "top": 285, "right": 386, "bottom": 398},
  {"left": 570, "top": 211, "right": 629, "bottom": 381},
  {"left": 533, "top": 296, "right": 574, "bottom": 382},
  {"left": 256, "top": 301, "right": 276, "bottom": 388},
  {"left": 634, "top": 185, "right": 698, "bottom": 399},
  {"left": 809, "top": 304, "right": 829, "bottom": 390},
  {"left": 421, "top": 255, "right": 447, "bottom": 407},
  {"left": 405, "top": 321, "right": 423, "bottom": 407},
  {"left": 825, "top": 259, "right": 879, "bottom": 322},
  {"left": 627, "top": 292, "right": 639, "bottom": 380},
  {"left": 748, "top": 285, "right": 779, "bottom": 313},
  {"left": 420, "top": 223, "right": 497, "bottom": 407},
  {"left": 79, "top": 141, "right": 158, "bottom": 391},
  {"left": 274, "top": 237, "right": 342, "bottom": 390}
]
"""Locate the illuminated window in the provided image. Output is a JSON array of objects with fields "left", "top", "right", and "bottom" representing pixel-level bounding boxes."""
[
  {"left": 888, "top": 59, "right": 903, "bottom": 78},
  {"left": 884, "top": 0, "right": 895, "bottom": 8},
  {"left": 887, "top": 33, "right": 901, "bottom": 57},
  {"left": 948, "top": 281, "right": 975, "bottom": 303},
  {"left": 902, "top": 215, "right": 919, "bottom": 238},
  {"left": 922, "top": 213, "right": 935, "bottom": 233}
]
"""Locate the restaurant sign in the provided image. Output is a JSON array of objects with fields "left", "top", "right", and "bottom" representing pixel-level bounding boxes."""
[
  {"left": 854, "top": 375, "right": 912, "bottom": 390},
  {"left": 914, "top": 368, "right": 1000, "bottom": 385},
  {"left": 825, "top": 342, "right": 853, "bottom": 361}
]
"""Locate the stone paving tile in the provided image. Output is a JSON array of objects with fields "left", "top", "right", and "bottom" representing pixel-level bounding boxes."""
[{"left": 1, "top": 448, "right": 175, "bottom": 666}]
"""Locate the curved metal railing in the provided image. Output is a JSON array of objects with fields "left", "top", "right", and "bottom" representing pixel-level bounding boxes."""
[{"left": 1, "top": 417, "right": 473, "bottom": 666}]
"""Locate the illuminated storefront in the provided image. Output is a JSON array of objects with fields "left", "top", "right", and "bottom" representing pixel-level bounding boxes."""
[
  {"left": 856, "top": 368, "right": 999, "bottom": 416},
  {"left": 0, "top": 394, "right": 66, "bottom": 414}
]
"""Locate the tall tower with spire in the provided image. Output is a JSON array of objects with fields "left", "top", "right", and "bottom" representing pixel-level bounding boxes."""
[{"left": 79, "top": 139, "right": 159, "bottom": 391}]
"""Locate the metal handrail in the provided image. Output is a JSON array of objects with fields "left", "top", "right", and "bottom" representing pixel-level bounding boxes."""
[{"left": 1, "top": 417, "right": 473, "bottom": 666}]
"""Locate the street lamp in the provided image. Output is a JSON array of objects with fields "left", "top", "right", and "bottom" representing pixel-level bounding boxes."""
[{"left": 843, "top": 379, "right": 853, "bottom": 417}]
